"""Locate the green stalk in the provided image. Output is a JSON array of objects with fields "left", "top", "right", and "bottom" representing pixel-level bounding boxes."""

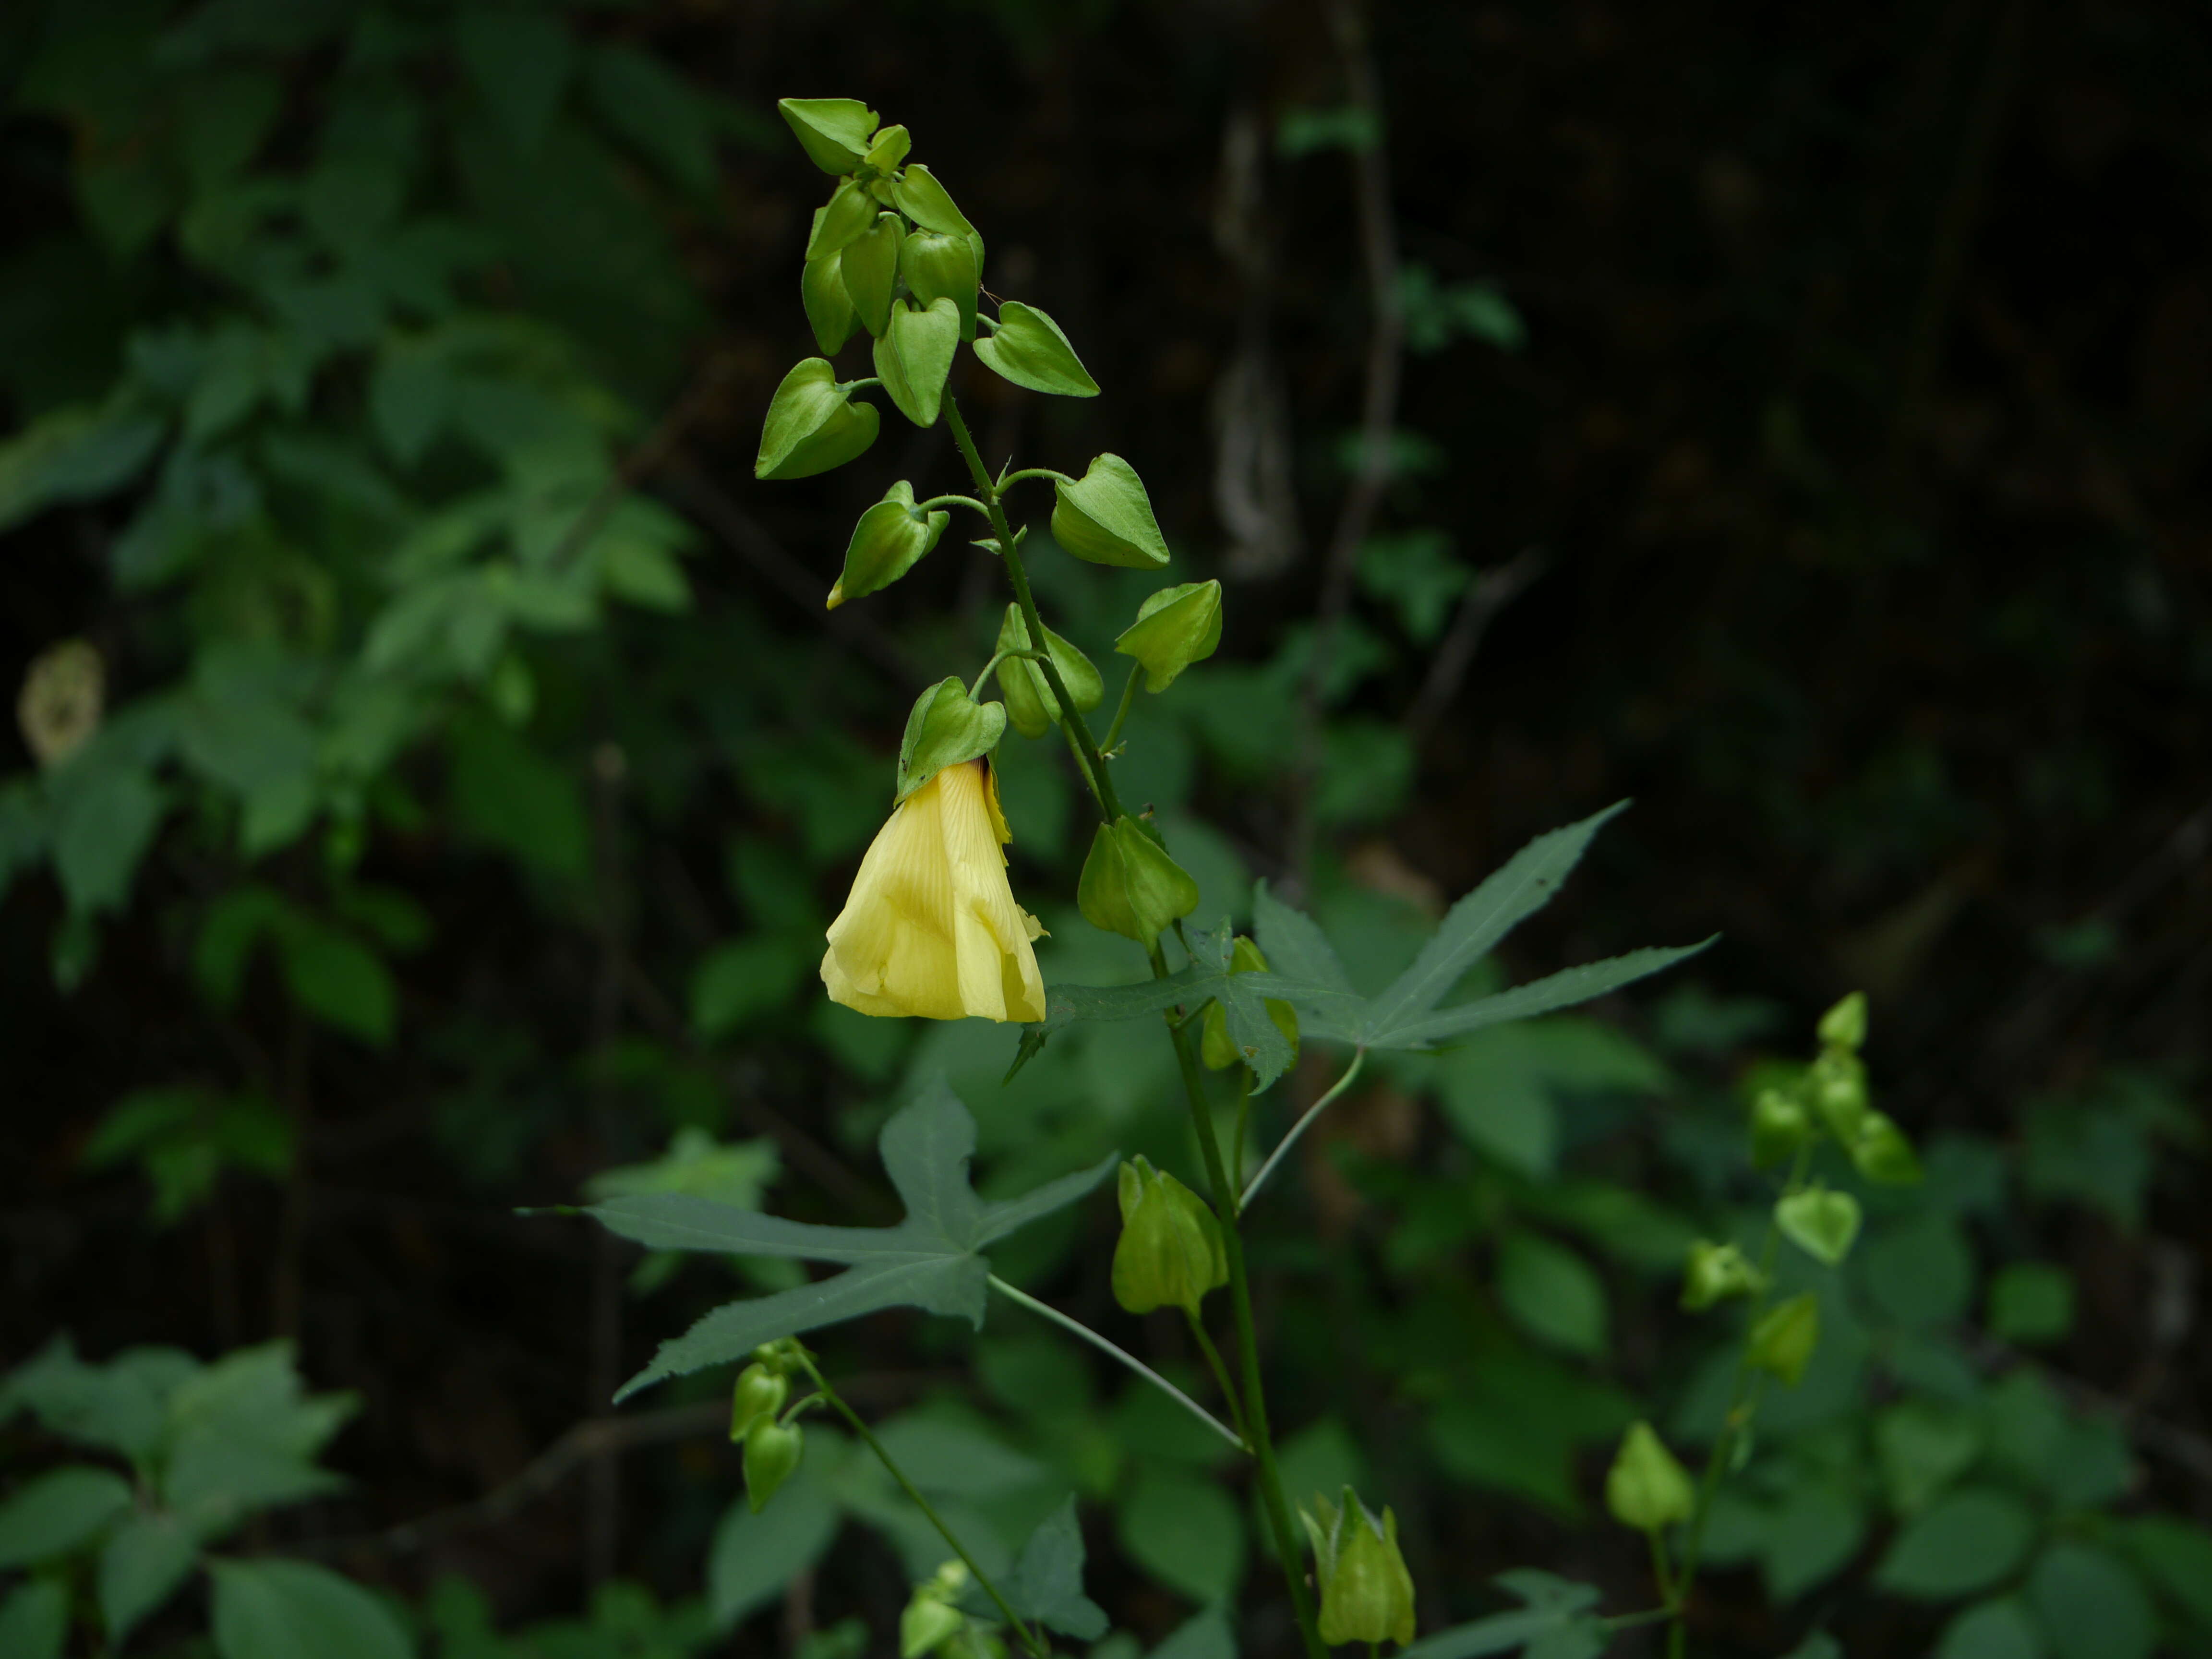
[
  {"left": 1101, "top": 661, "right": 1142, "bottom": 754},
  {"left": 943, "top": 394, "right": 1124, "bottom": 826},
  {"left": 1166, "top": 1007, "right": 1329, "bottom": 1659},
  {"left": 1183, "top": 1310, "right": 1250, "bottom": 1444},
  {"left": 1667, "top": 1142, "right": 1815, "bottom": 1656},
  {"left": 792, "top": 1349, "right": 1046, "bottom": 1658}
]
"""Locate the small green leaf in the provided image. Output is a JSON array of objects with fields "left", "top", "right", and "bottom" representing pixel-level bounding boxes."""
[
  {"left": 1776, "top": 1185, "right": 1862, "bottom": 1266},
  {"left": 778, "top": 97, "right": 878, "bottom": 175},
  {"left": 1875, "top": 1487, "right": 2037, "bottom": 1599},
  {"left": 2029, "top": 1542, "right": 2153, "bottom": 1659},
  {"left": 1117, "top": 1467, "right": 1245, "bottom": 1606},
  {"left": 957, "top": 1497, "right": 1108, "bottom": 1638},
  {"left": 1497, "top": 1232, "right": 1608, "bottom": 1358},
  {"left": 755, "top": 358, "right": 880, "bottom": 481},
  {"left": 209, "top": 1558, "right": 413, "bottom": 1659},
  {"left": 1050, "top": 454, "right": 1165, "bottom": 567},
  {"left": 0, "top": 1581, "right": 67, "bottom": 1659},
  {"left": 872, "top": 298, "right": 959, "bottom": 427},
  {"left": 0, "top": 1466, "right": 133, "bottom": 1567},
  {"left": 1987, "top": 1264, "right": 2074, "bottom": 1346},
  {"left": 1933, "top": 1597, "right": 2046, "bottom": 1659},
  {"left": 894, "top": 678, "right": 1006, "bottom": 803},
  {"left": 975, "top": 301, "right": 1100, "bottom": 398}
]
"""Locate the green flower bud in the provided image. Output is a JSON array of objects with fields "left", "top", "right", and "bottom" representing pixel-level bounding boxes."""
[
  {"left": 1775, "top": 1184, "right": 1862, "bottom": 1266},
  {"left": 842, "top": 212, "right": 905, "bottom": 338},
  {"left": 1680, "top": 1239, "right": 1759, "bottom": 1311},
  {"left": 830, "top": 481, "right": 950, "bottom": 609},
  {"left": 974, "top": 300, "right": 1100, "bottom": 398},
  {"left": 800, "top": 254, "right": 857, "bottom": 356},
  {"left": 874, "top": 297, "right": 961, "bottom": 428},
  {"left": 1116, "top": 580, "right": 1223, "bottom": 692},
  {"left": 890, "top": 163, "right": 975, "bottom": 238},
  {"left": 1078, "top": 816, "right": 1200, "bottom": 946},
  {"left": 1112, "top": 1156, "right": 1227, "bottom": 1317},
  {"left": 1748, "top": 1292, "right": 1820, "bottom": 1388},
  {"left": 899, "top": 1563, "right": 968, "bottom": 1659},
  {"left": 1750, "top": 1085, "right": 1813, "bottom": 1168},
  {"left": 729, "top": 1362, "right": 788, "bottom": 1441},
  {"left": 1816, "top": 990, "right": 1868, "bottom": 1053},
  {"left": 805, "top": 177, "right": 878, "bottom": 261},
  {"left": 743, "top": 1416, "right": 804, "bottom": 1512},
  {"left": 1201, "top": 937, "right": 1299, "bottom": 1071},
  {"left": 895, "top": 677, "right": 1007, "bottom": 803},
  {"left": 993, "top": 604, "right": 1103, "bottom": 739},
  {"left": 779, "top": 97, "right": 879, "bottom": 175},
  {"left": 1807, "top": 1049, "right": 1870, "bottom": 1140},
  {"left": 1605, "top": 1421, "right": 1696, "bottom": 1532},
  {"left": 756, "top": 358, "right": 881, "bottom": 481},
  {"left": 1848, "top": 1109, "right": 1922, "bottom": 1185},
  {"left": 1302, "top": 1489, "right": 1416, "bottom": 1647},
  {"left": 1051, "top": 454, "right": 1169, "bottom": 569},
  {"left": 901, "top": 229, "right": 982, "bottom": 341},
  {"left": 863, "top": 123, "right": 912, "bottom": 174}
]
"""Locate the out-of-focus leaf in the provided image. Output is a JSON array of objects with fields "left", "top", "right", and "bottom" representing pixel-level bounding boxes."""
[
  {"left": 0, "top": 1466, "right": 133, "bottom": 1566},
  {"left": 209, "top": 1558, "right": 413, "bottom": 1659}
]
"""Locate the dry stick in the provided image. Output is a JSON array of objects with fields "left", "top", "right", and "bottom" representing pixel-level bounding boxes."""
[
  {"left": 1288, "top": 0, "right": 1406, "bottom": 895},
  {"left": 1401, "top": 548, "right": 1550, "bottom": 755}
]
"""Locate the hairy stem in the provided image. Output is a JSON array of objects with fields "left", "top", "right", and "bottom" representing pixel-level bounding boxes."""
[
  {"left": 989, "top": 1275, "right": 1244, "bottom": 1453},
  {"left": 943, "top": 394, "right": 1124, "bottom": 825},
  {"left": 792, "top": 1349, "right": 1045, "bottom": 1658}
]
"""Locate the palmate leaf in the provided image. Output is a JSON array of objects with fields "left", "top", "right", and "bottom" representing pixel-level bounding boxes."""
[
  {"left": 1250, "top": 803, "right": 1714, "bottom": 1052},
  {"left": 957, "top": 1496, "right": 1109, "bottom": 1638},
  {"left": 585, "top": 1079, "right": 1113, "bottom": 1400}
]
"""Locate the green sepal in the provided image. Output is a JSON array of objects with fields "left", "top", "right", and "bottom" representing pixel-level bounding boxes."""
[
  {"left": 1309, "top": 1489, "right": 1416, "bottom": 1648},
  {"left": 830, "top": 481, "right": 950, "bottom": 609},
  {"left": 842, "top": 212, "right": 905, "bottom": 338},
  {"left": 974, "top": 300, "right": 1100, "bottom": 397},
  {"left": 1116, "top": 579, "right": 1222, "bottom": 691},
  {"left": 1748, "top": 1292, "right": 1820, "bottom": 1388},
  {"left": 1605, "top": 1421, "right": 1696, "bottom": 1532},
  {"left": 895, "top": 678, "right": 1006, "bottom": 803},
  {"left": 800, "top": 254, "right": 858, "bottom": 355},
  {"left": 729, "top": 1363, "right": 787, "bottom": 1441},
  {"left": 755, "top": 359, "right": 880, "bottom": 480},
  {"left": 901, "top": 228, "right": 982, "bottom": 341},
  {"left": 805, "top": 177, "right": 878, "bottom": 261},
  {"left": 1750, "top": 1085, "right": 1813, "bottom": 1168},
  {"left": 1051, "top": 454, "right": 1169, "bottom": 569},
  {"left": 873, "top": 298, "right": 960, "bottom": 428},
  {"left": 743, "top": 1416, "right": 804, "bottom": 1512},
  {"left": 1817, "top": 990, "right": 1868, "bottom": 1052},
  {"left": 1848, "top": 1110, "right": 1922, "bottom": 1184},
  {"left": 1775, "top": 1184, "right": 1862, "bottom": 1266},
  {"left": 1078, "top": 816, "right": 1200, "bottom": 946},
  {"left": 1201, "top": 936, "right": 1299, "bottom": 1070},
  {"left": 1111, "top": 1155, "right": 1227, "bottom": 1317},
  {"left": 993, "top": 604, "right": 1103, "bottom": 739},
  {"left": 778, "top": 97, "right": 878, "bottom": 175},
  {"left": 1807, "top": 1049, "right": 1870, "bottom": 1140},
  {"left": 1680, "top": 1239, "right": 1759, "bottom": 1311},
  {"left": 890, "top": 163, "right": 975, "bottom": 237},
  {"left": 862, "top": 123, "right": 911, "bottom": 173}
]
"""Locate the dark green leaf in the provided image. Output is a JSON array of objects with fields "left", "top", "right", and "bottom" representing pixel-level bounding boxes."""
[
  {"left": 2029, "top": 1542, "right": 2152, "bottom": 1659},
  {"left": 1115, "top": 1467, "right": 1244, "bottom": 1605},
  {"left": 1932, "top": 1597, "right": 2045, "bottom": 1659},
  {"left": 0, "top": 1466, "right": 133, "bottom": 1567},
  {"left": 0, "top": 1581, "right": 67, "bottom": 1659},
  {"left": 1875, "top": 1487, "right": 2037, "bottom": 1599},
  {"left": 958, "top": 1496, "right": 1108, "bottom": 1638},
  {"left": 100, "top": 1511, "right": 199, "bottom": 1645},
  {"left": 0, "top": 395, "right": 167, "bottom": 534},
  {"left": 209, "top": 1558, "right": 413, "bottom": 1659},
  {"left": 707, "top": 1432, "right": 845, "bottom": 1627},
  {"left": 455, "top": 9, "right": 573, "bottom": 153},
  {"left": 586, "top": 1080, "right": 1113, "bottom": 1398}
]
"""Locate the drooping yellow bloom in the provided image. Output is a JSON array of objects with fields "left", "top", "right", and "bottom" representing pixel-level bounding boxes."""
[{"left": 820, "top": 759, "right": 1046, "bottom": 1022}]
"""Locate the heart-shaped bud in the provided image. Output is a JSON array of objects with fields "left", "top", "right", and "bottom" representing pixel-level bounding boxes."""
[
  {"left": 729, "top": 1362, "right": 788, "bottom": 1441},
  {"left": 901, "top": 228, "right": 982, "bottom": 341},
  {"left": 1117, "top": 580, "right": 1223, "bottom": 691},
  {"left": 1078, "top": 816, "right": 1200, "bottom": 946},
  {"left": 1606, "top": 1421, "right": 1696, "bottom": 1532},
  {"left": 778, "top": 97, "right": 879, "bottom": 175},
  {"left": 873, "top": 297, "right": 960, "bottom": 428},
  {"left": 800, "top": 254, "right": 857, "bottom": 355},
  {"left": 992, "top": 605, "right": 1102, "bottom": 739},
  {"left": 842, "top": 212, "right": 905, "bottom": 338},
  {"left": 756, "top": 358, "right": 880, "bottom": 480},
  {"left": 863, "top": 123, "right": 912, "bottom": 173},
  {"left": 804, "top": 177, "right": 878, "bottom": 260},
  {"left": 830, "top": 481, "right": 950, "bottom": 609},
  {"left": 1052, "top": 454, "right": 1169, "bottom": 568},
  {"left": 1776, "top": 1184, "right": 1862, "bottom": 1266},
  {"left": 974, "top": 300, "right": 1099, "bottom": 397},
  {"left": 889, "top": 163, "right": 974, "bottom": 237},
  {"left": 895, "top": 678, "right": 1006, "bottom": 803},
  {"left": 1680, "top": 1239, "right": 1760, "bottom": 1310},
  {"left": 1749, "top": 1292, "right": 1820, "bottom": 1387}
]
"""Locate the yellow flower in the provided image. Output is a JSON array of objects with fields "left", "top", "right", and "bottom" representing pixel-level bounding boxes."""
[{"left": 821, "top": 759, "right": 1046, "bottom": 1022}]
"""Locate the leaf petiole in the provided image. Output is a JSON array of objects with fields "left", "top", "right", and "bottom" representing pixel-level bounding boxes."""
[{"left": 1239, "top": 1048, "right": 1369, "bottom": 1210}]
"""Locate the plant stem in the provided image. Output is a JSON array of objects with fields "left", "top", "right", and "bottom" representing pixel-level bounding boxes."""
[
  {"left": 1229, "top": 1066, "right": 1254, "bottom": 1192},
  {"left": 944, "top": 394, "right": 1124, "bottom": 826},
  {"left": 790, "top": 1349, "right": 1046, "bottom": 1658},
  {"left": 987, "top": 1275, "right": 1245, "bottom": 1453},
  {"left": 1101, "top": 661, "right": 1142, "bottom": 753},
  {"left": 918, "top": 493, "right": 990, "bottom": 516},
  {"left": 1183, "top": 1310, "right": 1249, "bottom": 1443},
  {"left": 1667, "top": 1142, "right": 1816, "bottom": 1655},
  {"left": 1165, "top": 1012, "right": 1330, "bottom": 1659},
  {"left": 998, "top": 467, "right": 1075, "bottom": 489},
  {"left": 1241, "top": 1049, "right": 1368, "bottom": 1210}
]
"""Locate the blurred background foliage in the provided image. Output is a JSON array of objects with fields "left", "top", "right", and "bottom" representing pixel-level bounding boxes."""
[{"left": 1, "top": 0, "right": 2208, "bottom": 1655}]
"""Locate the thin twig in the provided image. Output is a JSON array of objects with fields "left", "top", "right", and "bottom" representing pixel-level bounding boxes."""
[
  {"left": 1289, "top": 0, "right": 1405, "bottom": 893},
  {"left": 1402, "top": 548, "right": 1549, "bottom": 754}
]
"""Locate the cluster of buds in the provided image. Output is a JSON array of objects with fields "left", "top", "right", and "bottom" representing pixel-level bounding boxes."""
[
  {"left": 730, "top": 1341, "right": 812, "bottom": 1513},
  {"left": 1300, "top": 1488, "right": 1416, "bottom": 1646}
]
